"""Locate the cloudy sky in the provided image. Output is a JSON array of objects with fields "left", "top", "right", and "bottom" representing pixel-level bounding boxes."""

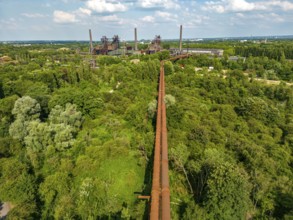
[{"left": 0, "top": 0, "right": 293, "bottom": 41}]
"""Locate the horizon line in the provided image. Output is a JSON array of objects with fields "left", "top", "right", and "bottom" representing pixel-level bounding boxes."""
[{"left": 1, "top": 34, "right": 293, "bottom": 42}]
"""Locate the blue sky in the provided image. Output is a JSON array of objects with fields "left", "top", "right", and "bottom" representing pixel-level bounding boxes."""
[{"left": 0, "top": 0, "right": 293, "bottom": 41}]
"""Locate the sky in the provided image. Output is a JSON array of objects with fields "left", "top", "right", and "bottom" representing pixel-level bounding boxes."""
[{"left": 0, "top": 0, "right": 293, "bottom": 41}]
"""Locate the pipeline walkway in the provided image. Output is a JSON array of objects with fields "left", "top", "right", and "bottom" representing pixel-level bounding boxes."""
[
  {"left": 149, "top": 61, "right": 171, "bottom": 220},
  {"left": 138, "top": 55, "right": 189, "bottom": 219}
]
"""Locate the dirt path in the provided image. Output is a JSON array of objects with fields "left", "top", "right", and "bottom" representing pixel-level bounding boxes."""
[
  {"left": 222, "top": 70, "right": 293, "bottom": 86},
  {"left": 252, "top": 77, "right": 293, "bottom": 86}
]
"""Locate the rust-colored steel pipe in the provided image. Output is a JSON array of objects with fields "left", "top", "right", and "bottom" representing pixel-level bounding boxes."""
[
  {"left": 150, "top": 62, "right": 163, "bottom": 220},
  {"left": 150, "top": 61, "right": 171, "bottom": 220},
  {"left": 161, "top": 62, "right": 171, "bottom": 220}
]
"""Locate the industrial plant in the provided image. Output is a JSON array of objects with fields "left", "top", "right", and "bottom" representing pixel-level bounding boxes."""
[{"left": 87, "top": 25, "right": 224, "bottom": 57}]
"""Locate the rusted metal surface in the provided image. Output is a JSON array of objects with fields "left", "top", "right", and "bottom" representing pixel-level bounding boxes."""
[
  {"left": 138, "top": 195, "right": 151, "bottom": 200},
  {"left": 150, "top": 63, "right": 163, "bottom": 220},
  {"left": 160, "top": 61, "right": 171, "bottom": 220},
  {"left": 150, "top": 61, "right": 171, "bottom": 220},
  {"left": 169, "top": 54, "right": 191, "bottom": 61},
  {"left": 147, "top": 35, "right": 162, "bottom": 54}
]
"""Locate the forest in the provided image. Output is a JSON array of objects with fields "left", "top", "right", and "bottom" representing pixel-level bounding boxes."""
[{"left": 0, "top": 40, "right": 292, "bottom": 219}]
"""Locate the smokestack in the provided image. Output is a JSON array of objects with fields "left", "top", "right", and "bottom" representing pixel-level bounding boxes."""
[
  {"left": 134, "top": 28, "right": 138, "bottom": 51},
  {"left": 89, "top": 29, "right": 93, "bottom": 54},
  {"left": 179, "top": 25, "right": 183, "bottom": 53}
]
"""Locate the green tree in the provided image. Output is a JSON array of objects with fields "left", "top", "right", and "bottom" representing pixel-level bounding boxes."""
[
  {"left": 0, "top": 95, "right": 19, "bottom": 137},
  {"left": 236, "top": 97, "right": 280, "bottom": 124},
  {"left": 204, "top": 162, "right": 251, "bottom": 220},
  {"left": 164, "top": 61, "right": 174, "bottom": 75},
  {"left": 164, "top": 94, "right": 176, "bottom": 108},
  {"left": 170, "top": 144, "right": 193, "bottom": 193},
  {"left": 0, "top": 158, "right": 37, "bottom": 219},
  {"left": 39, "top": 172, "right": 72, "bottom": 219},
  {"left": 9, "top": 96, "right": 41, "bottom": 141},
  {"left": 24, "top": 120, "right": 52, "bottom": 152},
  {"left": 49, "top": 103, "right": 83, "bottom": 133},
  {"left": 147, "top": 99, "right": 157, "bottom": 118},
  {"left": 11, "top": 96, "right": 40, "bottom": 120},
  {"left": 77, "top": 178, "right": 104, "bottom": 218},
  {"left": 51, "top": 123, "right": 74, "bottom": 151}
]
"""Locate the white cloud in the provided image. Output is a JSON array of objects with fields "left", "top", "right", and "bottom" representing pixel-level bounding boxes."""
[
  {"left": 99, "top": 15, "right": 120, "bottom": 22},
  {"left": 202, "top": 0, "right": 293, "bottom": 13},
  {"left": 230, "top": 10, "right": 285, "bottom": 26},
  {"left": 269, "top": 13, "right": 285, "bottom": 22},
  {"left": 0, "top": 18, "right": 19, "bottom": 30},
  {"left": 141, "top": 15, "right": 155, "bottom": 23},
  {"left": 155, "top": 11, "right": 178, "bottom": 21},
  {"left": 77, "top": 7, "right": 92, "bottom": 16},
  {"left": 97, "top": 15, "right": 125, "bottom": 25},
  {"left": 227, "top": 0, "right": 255, "bottom": 11},
  {"left": 203, "top": 0, "right": 255, "bottom": 13},
  {"left": 30, "top": 25, "right": 52, "bottom": 31},
  {"left": 262, "top": 0, "right": 293, "bottom": 11},
  {"left": 138, "top": 0, "right": 180, "bottom": 9},
  {"left": 249, "top": 12, "right": 284, "bottom": 23},
  {"left": 236, "top": 13, "right": 245, "bottom": 18},
  {"left": 85, "top": 0, "right": 127, "bottom": 13},
  {"left": 22, "top": 13, "right": 46, "bottom": 18},
  {"left": 53, "top": 10, "right": 78, "bottom": 23},
  {"left": 184, "top": 15, "right": 210, "bottom": 28},
  {"left": 205, "top": 4, "right": 225, "bottom": 13},
  {"left": 155, "top": 11, "right": 171, "bottom": 17}
]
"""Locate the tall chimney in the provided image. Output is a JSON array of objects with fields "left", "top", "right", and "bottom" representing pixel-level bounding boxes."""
[
  {"left": 179, "top": 25, "right": 183, "bottom": 53},
  {"left": 89, "top": 29, "right": 93, "bottom": 54},
  {"left": 134, "top": 28, "right": 138, "bottom": 51}
]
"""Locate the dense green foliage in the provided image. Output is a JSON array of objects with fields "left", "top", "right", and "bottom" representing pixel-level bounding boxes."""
[
  {"left": 235, "top": 42, "right": 293, "bottom": 60},
  {"left": 166, "top": 67, "right": 293, "bottom": 219},
  {"left": 0, "top": 41, "right": 292, "bottom": 219},
  {"left": 0, "top": 44, "right": 160, "bottom": 219}
]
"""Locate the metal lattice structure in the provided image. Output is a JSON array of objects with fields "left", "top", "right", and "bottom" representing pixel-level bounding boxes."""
[
  {"left": 100, "top": 36, "right": 109, "bottom": 55},
  {"left": 112, "top": 35, "right": 120, "bottom": 49},
  {"left": 147, "top": 35, "right": 162, "bottom": 54},
  {"left": 93, "top": 35, "right": 120, "bottom": 55}
]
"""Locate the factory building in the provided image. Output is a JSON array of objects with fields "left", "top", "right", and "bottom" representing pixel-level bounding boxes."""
[{"left": 181, "top": 48, "right": 224, "bottom": 56}]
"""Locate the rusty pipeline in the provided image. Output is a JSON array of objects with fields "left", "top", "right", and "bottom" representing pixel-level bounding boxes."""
[
  {"left": 150, "top": 61, "right": 171, "bottom": 220},
  {"left": 160, "top": 61, "right": 171, "bottom": 220},
  {"left": 150, "top": 62, "right": 163, "bottom": 220}
]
